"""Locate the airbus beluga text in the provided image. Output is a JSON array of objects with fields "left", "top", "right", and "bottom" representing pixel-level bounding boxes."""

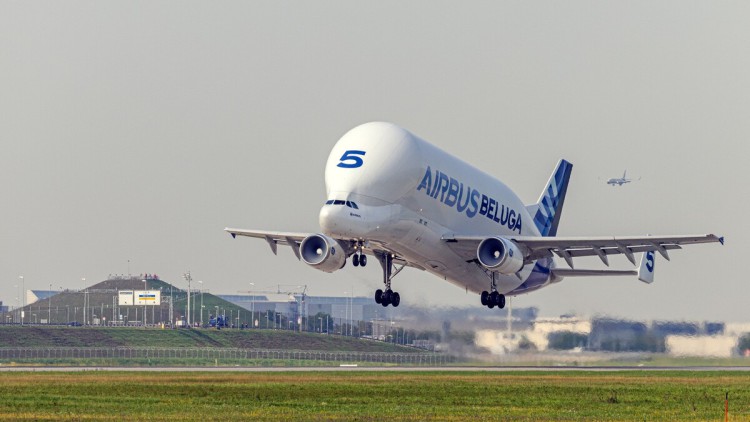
[{"left": 226, "top": 122, "right": 723, "bottom": 310}]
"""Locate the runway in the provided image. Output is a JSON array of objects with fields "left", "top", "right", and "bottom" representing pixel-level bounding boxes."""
[{"left": 2, "top": 365, "right": 749, "bottom": 372}]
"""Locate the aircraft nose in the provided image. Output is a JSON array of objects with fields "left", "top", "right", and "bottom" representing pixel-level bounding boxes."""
[
  {"left": 319, "top": 205, "right": 337, "bottom": 233},
  {"left": 319, "top": 200, "right": 367, "bottom": 238}
]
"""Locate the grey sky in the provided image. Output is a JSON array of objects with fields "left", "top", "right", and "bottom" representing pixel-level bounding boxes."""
[{"left": 1, "top": 2, "right": 747, "bottom": 321}]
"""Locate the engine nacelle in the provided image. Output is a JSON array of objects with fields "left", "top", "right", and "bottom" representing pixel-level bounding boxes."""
[
  {"left": 476, "top": 237, "right": 525, "bottom": 274},
  {"left": 300, "top": 234, "right": 348, "bottom": 273}
]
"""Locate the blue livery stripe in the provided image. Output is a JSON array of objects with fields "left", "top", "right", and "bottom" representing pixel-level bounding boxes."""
[
  {"left": 509, "top": 258, "right": 553, "bottom": 295},
  {"left": 532, "top": 160, "right": 572, "bottom": 237}
]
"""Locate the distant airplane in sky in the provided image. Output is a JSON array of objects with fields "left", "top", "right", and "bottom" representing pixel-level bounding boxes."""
[
  {"left": 606, "top": 170, "right": 639, "bottom": 186},
  {"left": 226, "top": 122, "right": 723, "bottom": 310}
]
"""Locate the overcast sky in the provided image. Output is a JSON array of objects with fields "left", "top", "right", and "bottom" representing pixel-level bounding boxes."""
[{"left": 1, "top": 1, "right": 747, "bottom": 322}]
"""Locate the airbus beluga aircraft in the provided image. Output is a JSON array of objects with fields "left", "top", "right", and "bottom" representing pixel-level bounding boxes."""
[{"left": 226, "top": 122, "right": 723, "bottom": 310}]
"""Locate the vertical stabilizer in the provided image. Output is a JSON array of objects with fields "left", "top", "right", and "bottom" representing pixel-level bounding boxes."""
[{"left": 527, "top": 159, "right": 573, "bottom": 237}]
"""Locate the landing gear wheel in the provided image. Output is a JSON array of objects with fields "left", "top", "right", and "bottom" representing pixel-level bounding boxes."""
[
  {"left": 383, "top": 289, "right": 393, "bottom": 305},
  {"left": 359, "top": 254, "right": 367, "bottom": 267},
  {"left": 498, "top": 294, "right": 506, "bottom": 309},
  {"left": 374, "top": 251, "right": 404, "bottom": 308},
  {"left": 353, "top": 254, "right": 360, "bottom": 267},
  {"left": 490, "top": 291, "right": 500, "bottom": 307},
  {"left": 480, "top": 291, "right": 489, "bottom": 306}
]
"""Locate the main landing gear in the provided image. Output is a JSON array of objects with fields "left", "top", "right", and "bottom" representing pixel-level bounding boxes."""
[
  {"left": 480, "top": 272, "right": 506, "bottom": 309},
  {"left": 374, "top": 251, "right": 403, "bottom": 307}
]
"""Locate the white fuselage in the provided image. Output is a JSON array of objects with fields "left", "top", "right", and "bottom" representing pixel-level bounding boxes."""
[
  {"left": 607, "top": 178, "right": 630, "bottom": 186},
  {"left": 318, "top": 122, "right": 558, "bottom": 296}
]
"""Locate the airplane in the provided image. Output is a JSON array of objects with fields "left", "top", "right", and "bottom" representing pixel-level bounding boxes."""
[
  {"left": 606, "top": 170, "right": 638, "bottom": 186},
  {"left": 226, "top": 122, "right": 723, "bottom": 310}
]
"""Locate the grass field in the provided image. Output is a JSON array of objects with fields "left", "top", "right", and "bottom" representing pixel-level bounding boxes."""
[
  {"left": 0, "top": 371, "right": 748, "bottom": 420},
  {"left": 0, "top": 326, "right": 416, "bottom": 353}
]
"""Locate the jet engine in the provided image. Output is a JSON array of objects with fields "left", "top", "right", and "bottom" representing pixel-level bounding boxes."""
[
  {"left": 300, "top": 234, "right": 348, "bottom": 273},
  {"left": 476, "top": 237, "right": 524, "bottom": 274}
]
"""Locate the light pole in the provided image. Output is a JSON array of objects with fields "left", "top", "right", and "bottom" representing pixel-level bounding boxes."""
[
  {"left": 13, "top": 284, "right": 18, "bottom": 324},
  {"left": 249, "top": 282, "right": 255, "bottom": 329},
  {"left": 198, "top": 280, "right": 204, "bottom": 327},
  {"left": 48, "top": 283, "right": 52, "bottom": 325},
  {"left": 169, "top": 284, "right": 173, "bottom": 327},
  {"left": 19, "top": 276, "right": 24, "bottom": 326},
  {"left": 344, "top": 290, "right": 353, "bottom": 336},
  {"left": 182, "top": 272, "right": 192, "bottom": 327},
  {"left": 142, "top": 279, "right": 147, "bottom": 326},
  {"left": 81, "top": 277, "right": 86, "bottom": 326}
]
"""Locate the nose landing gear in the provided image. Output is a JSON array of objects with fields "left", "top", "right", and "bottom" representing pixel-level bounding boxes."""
[{"left": 352, "top": 251, "right": 367, "bottom": 267}]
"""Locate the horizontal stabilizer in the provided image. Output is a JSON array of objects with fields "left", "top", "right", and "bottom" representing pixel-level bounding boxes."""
[
  {"left": 552, "top": 268, "right": 637, "bottom": 277},
  {"left": 638, "top": 251, "right": 656, "bottom": 284}
]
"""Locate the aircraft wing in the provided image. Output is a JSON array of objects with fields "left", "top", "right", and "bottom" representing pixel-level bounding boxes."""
[
  {"left": 442, "top": 233, "right": 724, "bottom": 268},
  {"left": 225, "top": 228, "right": 310, "bottom": 259},
  {"left": 225, "top": 227, "right": 420, "bottom": 268},
  {"left": 551, "top": 268, "right": 637, "bottom": 277}
]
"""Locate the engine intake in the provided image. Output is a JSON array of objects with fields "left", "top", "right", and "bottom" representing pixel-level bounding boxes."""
[
  {"left": 300, "top": 234, "right": 347, "bottom": 273},
  {"left": 477, "top": 237, "right": 524, "bottom": 274}
]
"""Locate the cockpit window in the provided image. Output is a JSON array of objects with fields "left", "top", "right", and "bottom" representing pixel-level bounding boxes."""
[{"left": 326, "top": 199, "right": 360, "bottom": 209}]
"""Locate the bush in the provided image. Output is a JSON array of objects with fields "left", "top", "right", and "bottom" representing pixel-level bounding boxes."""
[
  {"left": 548, "top": 331, "right": 588, "bottom": 350},
  {"left": 738, "top": 334, "right": 750, "bottom": 354}
]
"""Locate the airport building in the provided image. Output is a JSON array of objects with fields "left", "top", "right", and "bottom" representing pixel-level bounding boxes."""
[{"left": 218, "top": 294, "right": 393, "bottom": 326}]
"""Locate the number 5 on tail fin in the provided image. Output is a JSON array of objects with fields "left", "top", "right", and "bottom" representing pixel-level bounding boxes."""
[{"left": 638, "top": 251, "right": 656, "bottom": 284}]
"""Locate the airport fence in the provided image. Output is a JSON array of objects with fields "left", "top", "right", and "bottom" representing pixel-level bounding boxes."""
[{"left": 0, "top": 347, "right": 455, "bottom": 365}]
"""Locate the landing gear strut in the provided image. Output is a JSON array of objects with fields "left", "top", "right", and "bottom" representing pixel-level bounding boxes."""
[
  {"left": 480, "top": 272, "right": 505, "bottom": 309},
  {"left": 374, "top": 251, "right": 402, "bottom": 307}
]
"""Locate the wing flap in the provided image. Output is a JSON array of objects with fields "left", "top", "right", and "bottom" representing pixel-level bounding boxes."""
[
  {"left": 443, "top": 233, "right": 723, "bottom": 267},
  {"left": 225, "top": 228, "right": 309, "bottom": 259},
  {"left": 225, "top": 228, "right": 309, "bottom": 245}
]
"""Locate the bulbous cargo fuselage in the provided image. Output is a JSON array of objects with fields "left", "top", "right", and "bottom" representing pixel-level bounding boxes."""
[{"left": 319, "top": 122, "right": 555, "bottom": 295}]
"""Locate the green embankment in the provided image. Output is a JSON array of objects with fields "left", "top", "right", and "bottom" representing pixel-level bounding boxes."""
[
  {"left": 12, "top": 278, "right": 251, "bottom": 326},
  {"left": 0, "top": 326, "right": 417, "bottom": 353}
]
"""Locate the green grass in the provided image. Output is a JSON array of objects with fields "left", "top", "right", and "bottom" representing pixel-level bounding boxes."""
[
  {"left": 0, "top": 326, "right": 417, "bottom": 353},
  {"left": 0, "top": 371, "right": 747, "bottom": 420}
]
